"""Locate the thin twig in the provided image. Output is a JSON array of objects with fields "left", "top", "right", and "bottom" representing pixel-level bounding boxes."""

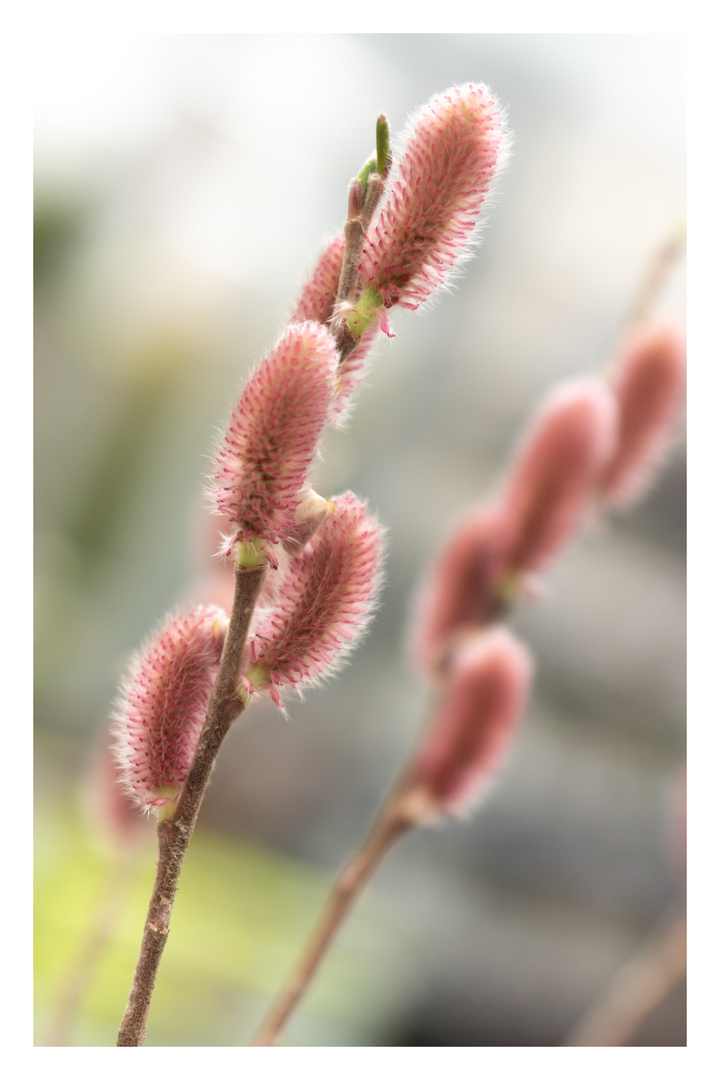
[
  {"left": 251, "top": 798, "right": 413, "bottom": 1046},
  {"left": 564, "top": 906, "right": 686, "bottom": 1046},
  {"left": 116, "top": 562, "right": 266, "bottom": 1047},
  {"left": 617, "top": 226, "right": 686, "bottom": 344}
]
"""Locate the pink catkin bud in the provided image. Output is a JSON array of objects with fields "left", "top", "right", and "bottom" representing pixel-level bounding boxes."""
[
  {"left": 212, "top": 322, "right": 338, "bottom": 552},
  {"left": 498, "top": 380, "right": 617, "bottom": 578},
  {"left": 411, "top": 504, "right": 507, "bottom": 677},
  {"left": 410, "top": 628, "right": 532, "bottom": 817},
  {"left": 600, "top": 322, "right": 686, "bottom": 507},
  {"left": 246, "top": 491, "right": 384, "bottom": 703},
  {"left": 290, "top": 233, "right": 345, "bottom": 325},
  {"left": 113, "top": 606, "right": 228, "bottom": 813},
  {"left": 358, "top": 83, "right": 508, "bottom": 311}
]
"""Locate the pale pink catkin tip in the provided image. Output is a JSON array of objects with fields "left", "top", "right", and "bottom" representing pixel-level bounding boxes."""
[
  {"left": 411, "top": 628, "right": 533, "bottom": 816},
  {"left": 358, "top": 83, "right": 508, "bottom": 311},
  {"left": 113, "top": 606, "right": 228, "bottom": 812},
  {"left": 499, "top": 380, "right": 617, "bottom": 578},
  {"left": 411, "top": 503, "right": 507, "bottom": 677},
  {"left": 212, "top": 322, "right": 338, "bottom": 549},
  {"left": 600, "top": 322, "right": 686, "bottom": 507},
  {"left": 247, "top": 491, "right": 384, "bottom": 701}
]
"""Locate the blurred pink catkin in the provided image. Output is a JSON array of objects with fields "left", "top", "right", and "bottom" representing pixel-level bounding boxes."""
[
  {"left": 600, "top": 321, "right": 686, "bottom": 507},
  {"left": 212, "top": 322, "right": 337, "bottom": 554},
  {"left": 498, "top": 379, "right": 617, "bottom": 579},
  {"left": 113, "top": 606, "right": 228, "bottom": 813},
  {"left": 358, "top": 83, "right": 508, "bottom": 312},
  {"left": 246, "top": 491, "right": 384, "bottom": 703},
  {"left": 410, "top": 628, "right": 532, "bottom": 817},
  {"left": 411, "top": 503, "right": 507, "bottom": 677}
]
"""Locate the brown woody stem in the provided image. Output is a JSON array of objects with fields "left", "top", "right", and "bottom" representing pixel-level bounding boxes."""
[
  {"left": 116, "top": 562, "right": 267, "bottom": 1047},
  {"left": 251, "top": 796, "right": 413, "bottom": 1046}
]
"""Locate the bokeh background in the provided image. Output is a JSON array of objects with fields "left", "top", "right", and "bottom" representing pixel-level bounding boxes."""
[{"left": 34, "top": 33, "right": 686, "bottom": 1047}]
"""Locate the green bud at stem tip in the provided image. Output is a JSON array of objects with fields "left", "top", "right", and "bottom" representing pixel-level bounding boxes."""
[{"left": 376, "top": 114, "right": 391, "bottom": 175}]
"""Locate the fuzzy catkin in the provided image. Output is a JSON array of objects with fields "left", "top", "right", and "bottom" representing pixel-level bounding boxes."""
[
  {"left": 358, "top": 83, "right": 508, "bottom": 311},
  {"left": 113, "top": 606, "right": 228, "bottom": 812},
  {"left": 247, "top": 492, "right": 383, "bottom": 703},
  {"left": 498, "top": 380, "right": 617, "bottom": 578},
  {"left": 411, "top": 628, "right": 532, "bottom": 816},
  {"left": 600, "top": 322, "right": 686, "bottom": 507},
  {"left": 212, "top": 322, "right": 338, "bottom": 552},
  {"left": 412, "top": 503, "right": 507, "bottom": 677}
]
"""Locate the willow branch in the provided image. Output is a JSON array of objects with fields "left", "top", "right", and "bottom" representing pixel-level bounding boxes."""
[
  {"left": 251, "top": 795, "right": 413, "bottom": 1046},
  {"left": 116, "top": 562, "right": 267, "bottom": 1047}
]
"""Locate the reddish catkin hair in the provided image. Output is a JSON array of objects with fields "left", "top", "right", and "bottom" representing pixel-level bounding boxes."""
[
  {"left": 212, "top": 322, "right": 337, "bottom": 551},
  {"left": 113, "top": 606, "right": 228, "bottom": 813},
  {"left": 600, "top": 321, "right": 686, "bottom": 507},
  {"left": 358, "top": 83, "right": 508, "bottom": 311},
  {"left": 247, "top": 491, "right": 384, "bottom": 702},
  {"left": 412, "top": 503, "right": 507, "bottom": 677},
  {"left": 411, "top": 628, "right": 533, "bottom": 817},
  {"left": 498, "top": 380, "right": 617, "bottom": 578}
]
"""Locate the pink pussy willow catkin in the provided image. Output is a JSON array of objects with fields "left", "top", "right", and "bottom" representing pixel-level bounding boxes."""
[
  {"left": 410, "top": 628, "right": 533, "bottom": 818},
  {"left": 498, "top": 379, "right": 617, "bottom": 580},
  {"left": 245, "top": 492, "right": 384, "bottom": 704},
  {"left": 412, "top": 503, "right": 507, "bottom": 677},
  {"left": 212, "top": 321, "right": 338, "bottom": 554},
  {"left": 113, "top": 606, "right": 228, "bottom": 813},
  {"left": 600, "top": 321, "right": 686, "bottom": 507},
  {"left": 358, "top": 82, "right": 508, "bottom": 311}
]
